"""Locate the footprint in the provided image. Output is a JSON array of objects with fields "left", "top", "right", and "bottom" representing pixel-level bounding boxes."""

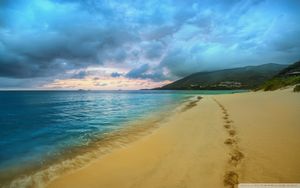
[
  {"left": 226, "top": 120, "right": 233, "bottom": 124},
  {"left": 229, "top": 150, "right": 244, "bottom": 166},
  {"left": 228, "top": 129, "right": 236, "bottom": 136},
  {"left": 223, "top": 116, "right": 229, "bottom": 120},
  {"left": 224, "top": 138, "right": 236, "bottom": 145},
  {"left": 224, "top": 171, "right": 239, "bottom": 188},
  {"left": 224, "top": 124, "right": 231, "bottom": 129}
]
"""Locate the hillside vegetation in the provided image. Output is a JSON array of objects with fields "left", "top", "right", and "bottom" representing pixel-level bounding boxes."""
[
  {"left": 156, "top": 63, "right": 287, "bottom": 90},
  {"left": 257, "top": 61, "right": 300, "bottom": 91}
]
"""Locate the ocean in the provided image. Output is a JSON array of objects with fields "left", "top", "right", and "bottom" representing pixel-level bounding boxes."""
[{"left": 0, "top": 90, "right": 244, "bottom": 187}]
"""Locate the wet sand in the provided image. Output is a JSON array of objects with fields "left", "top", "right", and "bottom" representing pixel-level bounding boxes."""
[{"left": 47, "top": 88, "right": 300, "bottom": 188}]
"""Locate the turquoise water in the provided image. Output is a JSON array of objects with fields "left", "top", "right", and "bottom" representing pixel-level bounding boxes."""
[{"left": 0, "top": 90, "right": 244, "bottom": 186}]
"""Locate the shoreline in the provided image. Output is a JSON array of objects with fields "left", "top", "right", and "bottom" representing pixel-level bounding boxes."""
[
  {"left": 47, "top": 95, "right": 228, "bottom": 188},
  {"left": 3, "top": 96, "right": 197, "bottom": 188},
  {"left": 47, "top": 88, "right": 300, "bottom": 188}
]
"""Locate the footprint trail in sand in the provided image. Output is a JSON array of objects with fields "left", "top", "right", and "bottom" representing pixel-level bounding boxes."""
[{"left": 213, "top": 99, "right": 245, "bottom": 188}]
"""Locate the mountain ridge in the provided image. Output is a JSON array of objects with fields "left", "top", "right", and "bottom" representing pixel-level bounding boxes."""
[{"left": 155, "top": 63, "right": 288, "bottom": 90}]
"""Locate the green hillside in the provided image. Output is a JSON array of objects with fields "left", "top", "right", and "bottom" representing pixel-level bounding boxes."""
[
  {"left": 257, "top": 61, "right": 300, "bottom": 91},
  {"left": 156, "top": 63, "right": 287, "bottom": 90}
]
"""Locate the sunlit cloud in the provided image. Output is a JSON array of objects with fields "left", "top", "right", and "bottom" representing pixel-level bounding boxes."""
[{"left": 43, "top": 76, "right": 171, "bottom": 90}]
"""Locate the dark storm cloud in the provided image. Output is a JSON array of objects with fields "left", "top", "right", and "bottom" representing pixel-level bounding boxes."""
[
  {"left": 142, "top": 41, "right": 165, "bottom": 60},
  {"left": 1, "top": 0, "right": 300, "bottom": 88},
  {"left": 0, "top": 0, "right": 138, "bottom": 79},
  {"left": 111, "top": 72, "right": 122, "bottom": 78},
  {"left": 125, "top": 64, "right": 167, "bottom": 82},
  {"left": 0, "top": 25, "right": 136, "bottom": 78},
  {"left": 71, "top": 70, "right": 87, "bottom": 79},
  {"left": 126, "top": 64, "right": 150, "bottom": 79}
]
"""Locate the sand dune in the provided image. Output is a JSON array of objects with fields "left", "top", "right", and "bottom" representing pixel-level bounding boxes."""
[{"left": 47, "top": 89, "right": 300, "bottom": 188}]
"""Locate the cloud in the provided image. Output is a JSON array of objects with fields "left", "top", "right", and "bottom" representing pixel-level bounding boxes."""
[
  {"left": 1, "top": 0, "right": 300, "bottom": 88},
  {"left": 126, "top": 64, "right": 150, "bottom": 79},
  {"left": 96, "top": 83, "right": 107, "bottom": 87},
  {"left": 0, "top": 0, "right": 137, "bottom": 79},
  {"left": 71, "top": 70, "right": 88, "bottom": 79},
  {"left": 156, "top": 0, "right": 300, "bottom": 78},
  {"left": 111, "top": 72, "right": 122, "bottom": 77},
  {"left": 142, "top": 41, "right": 165, "bottom": 60},
  {"left": 125, "top": 64, "right": 167, "bottom": 82}
]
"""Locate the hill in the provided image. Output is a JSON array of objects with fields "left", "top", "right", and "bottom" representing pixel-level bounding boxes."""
[
  {"left": 156, "top": 63, "right": 287, "bottom": 90},
  {"left": 257, "top": 61, "right": 300, "bottom": 91}
]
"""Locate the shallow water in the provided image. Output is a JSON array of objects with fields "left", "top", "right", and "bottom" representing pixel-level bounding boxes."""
[{"left": 0, "top": 90, "right": 245, "bottom": 187}]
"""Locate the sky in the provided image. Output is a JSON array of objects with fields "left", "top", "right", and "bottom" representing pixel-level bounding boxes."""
[{"left": 0, "top": 0, "right": 300, "bottom": 90}]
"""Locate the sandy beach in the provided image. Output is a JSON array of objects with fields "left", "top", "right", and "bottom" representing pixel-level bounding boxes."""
[{"left": 47, "top": 89, "right": 300, "bottom": 188}]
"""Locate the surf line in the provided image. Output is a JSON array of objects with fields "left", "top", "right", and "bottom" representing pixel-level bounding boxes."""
[
  {"left": 213, "top": 98, "right": 245, "bottom": 188},
  {"left": 181, "top": 96, "right": 203, "bottom": 112}
]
